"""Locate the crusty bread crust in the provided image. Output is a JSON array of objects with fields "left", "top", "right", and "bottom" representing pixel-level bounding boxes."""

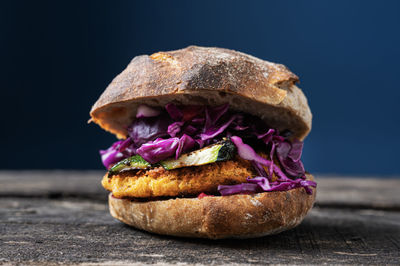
[
  {"left": 109, "top": 174, "right": 315, "bottom": 239},
  {"left": 90, "top": 46, "right": 312, "bottom": 140}
]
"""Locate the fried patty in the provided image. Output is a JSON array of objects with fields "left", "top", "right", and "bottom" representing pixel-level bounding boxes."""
[{"left": 102, "top": 156, "right": 257, "bottom": 198}]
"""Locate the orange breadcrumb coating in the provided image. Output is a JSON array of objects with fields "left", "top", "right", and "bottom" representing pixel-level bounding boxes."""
[{"left": 102, "top": 156, "right": 256, "bottom": 198}]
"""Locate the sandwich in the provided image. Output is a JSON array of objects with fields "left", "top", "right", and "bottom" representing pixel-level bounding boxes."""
[{"left": 89, "top": 46, "right": 316, "bottom": 239}]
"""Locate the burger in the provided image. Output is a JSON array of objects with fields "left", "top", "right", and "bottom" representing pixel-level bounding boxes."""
[{"left": 89, "top": 46, "right": 316, "bottom": 239}]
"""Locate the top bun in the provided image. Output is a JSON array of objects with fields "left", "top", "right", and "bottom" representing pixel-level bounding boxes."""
[{"left": 90, "top": 46, "right": 312, "bottom": 140}]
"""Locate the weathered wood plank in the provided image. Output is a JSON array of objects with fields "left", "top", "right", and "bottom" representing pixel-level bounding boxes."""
[
  {"left": 1, "top": 171, "right": 400, "bottom": 208},
  {"left": 1, "top": 198, "right": 399, "bottom": 265},
  {"left": 315, "top": 175, "right": 400, "bottom": 209},
  {"left": 0, "top": 170, "right": 106, "bottom": 200}
]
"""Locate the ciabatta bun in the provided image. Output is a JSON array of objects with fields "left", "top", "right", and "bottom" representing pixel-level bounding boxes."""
[
  {"left": 109, "top": 175, "right": 315, "bottom": 239},
  {"left": 90, "top": 46, "right": 312, "bottom": 140}
]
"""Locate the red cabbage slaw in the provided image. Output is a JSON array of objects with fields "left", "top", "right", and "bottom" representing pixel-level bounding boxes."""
[{"left": 99, "top": 103, "right": 316, "bottom": 195}]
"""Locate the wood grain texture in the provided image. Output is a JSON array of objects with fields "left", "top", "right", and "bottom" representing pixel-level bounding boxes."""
[
  {"left": 1, "top": 198, "right": 399, "bottom": 265},
  {"left": 0, "top": 171, "right": 399, "bottom": 264},
  {"left": 316, "top": 175, "right": 400, "bottom": 210},
  {"left": 0, "top": 170, "right": 107, "bottom": 200}
]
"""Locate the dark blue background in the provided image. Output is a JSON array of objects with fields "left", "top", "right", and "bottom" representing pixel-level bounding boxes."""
[{"left": 2, "top": 0, "right": 400, "bottom": 175}]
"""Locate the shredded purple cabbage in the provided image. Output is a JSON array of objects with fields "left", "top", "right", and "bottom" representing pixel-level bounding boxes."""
[
  {"left": 136, "top": 138, "right": 179, "bottom": 164},
  {"left": 227, "top": 135, "right": 315, "bottom": 194},
  {"left": 219, "top": 176, "right": 316, "bottom": 196},
  {"left": 127, "top": 114, "right": 172, "bottom": 148},
  {"left": 165, "top": 103, "right": 184, "bottom": 121},
  {"left": 99, "top": 103, "right": 316, "bottom": 195},
  {"left": 136, "top": 104, "right": 160, "bottom": 118},
  {"left": 276, "top": 139, "right": 305, "bottom": 177},
  {"left": 99, "top": 138, "right": 135, "bottom": 169},
  {"left": 218, "top": 183, "right": 261, "bottom": 195},
  {"left": 167, "top": 121, "right": 184, "bottom": 137}
]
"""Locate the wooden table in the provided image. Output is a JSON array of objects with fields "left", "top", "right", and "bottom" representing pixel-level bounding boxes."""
[{"left": 1, "top": 171, "right": 399, "bottom": 265}]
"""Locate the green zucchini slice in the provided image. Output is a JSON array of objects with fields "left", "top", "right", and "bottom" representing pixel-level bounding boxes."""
[
  {"left": 160, "top": 140, "right": 235, "bottom": 170},
  {"left": 108, "top": 139, "right": 236, "bottom": 175},
  {"left": 108, "top": 155, "right": 151, "bottom": 175}
]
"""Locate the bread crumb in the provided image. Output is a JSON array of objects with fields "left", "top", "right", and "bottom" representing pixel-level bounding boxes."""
[{"left": 250, "top": 198, "right": 263, "bottom": 207}]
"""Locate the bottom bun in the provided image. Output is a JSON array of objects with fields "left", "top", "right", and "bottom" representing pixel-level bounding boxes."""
[{"left": 109, "top": 175, "right": 316, "bottom": 239}]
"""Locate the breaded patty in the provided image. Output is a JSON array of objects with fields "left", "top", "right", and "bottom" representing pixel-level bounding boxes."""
[{"left": 102, "top": 156, "right": 257, "bottom": 198}]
